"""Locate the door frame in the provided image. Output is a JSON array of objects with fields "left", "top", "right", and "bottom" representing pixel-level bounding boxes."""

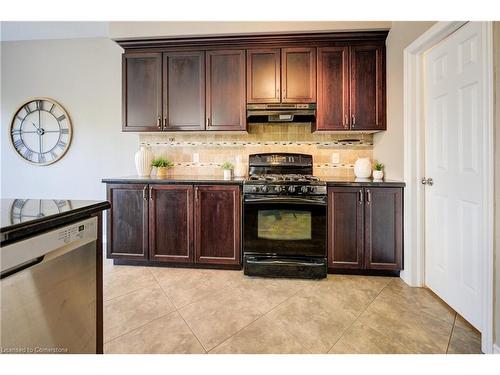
[{"left": 403, "top": 21, "right": 494, "bottom": 353}]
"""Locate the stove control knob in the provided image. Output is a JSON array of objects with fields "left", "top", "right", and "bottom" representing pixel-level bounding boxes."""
[
  {"left": 261, "top": 186, "right": 268, "bottom": 193},
  {"left": 275, "top": 186, "right": 283, "bottom": 193},
  {"left": 301, "top": 186, "right": 309, "bottom": 193},
  {"left": 288, "top": 186, "right": 296, "bottom": 193},
  {"left": 251, "top": 186, "right": 259, "bottom": 193}
]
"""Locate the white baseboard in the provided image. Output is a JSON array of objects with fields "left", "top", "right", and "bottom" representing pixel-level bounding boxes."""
[{"left": 494, "top": 344, "right": 500, "bottom": 354}]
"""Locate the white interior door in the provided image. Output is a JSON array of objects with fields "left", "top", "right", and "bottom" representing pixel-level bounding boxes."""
[{"left": 424, "top": 22, "right": 484, "bottom": 330}]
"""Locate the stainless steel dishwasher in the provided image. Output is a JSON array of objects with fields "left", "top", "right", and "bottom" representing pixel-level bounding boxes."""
[{"left": 0, "top": 216, "right": 98, "bottom": 354}]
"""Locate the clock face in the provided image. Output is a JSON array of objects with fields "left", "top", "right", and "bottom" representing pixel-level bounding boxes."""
[
  {"left": 10, "top": 98, "right": 72, "bottom": 165},
  {"left": 10, "top": 199, "right": 72, "bottom": 224}
]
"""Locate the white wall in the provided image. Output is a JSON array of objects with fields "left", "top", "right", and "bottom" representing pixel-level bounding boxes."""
[
  {"left": 494, "top": 21, "right": 500, "bottom": 352},
  {"left": 1, "top": 38, "right": 138, "bottom": 200},
  {"left": 109, "top": 21, "right": 391, "bottom": 39},
  {"left": 373, "top": 21, "right": 436, "bottom": 179}
]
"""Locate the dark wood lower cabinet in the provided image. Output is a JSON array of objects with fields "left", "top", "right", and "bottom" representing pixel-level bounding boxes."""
[
  {"left": 328, "top": 186, "right": 403, "bottom": 272},
  {"left": 328, "top": 187, "right": 364, "bottom": 269},
  {"left": 195, "top": 185, "right": 241, "bottom": 265},
  {"left": 364, "top": 188, "right": 402, "bottom": 270},
  {"left": 149, "top": 185, "right": 193, "bottom": 263},
  {"left": 106, "top": 183, "right": 241, "bottom": 268},
  {"left": 107, "top": 184, "right": 148, "bottom": 260}
]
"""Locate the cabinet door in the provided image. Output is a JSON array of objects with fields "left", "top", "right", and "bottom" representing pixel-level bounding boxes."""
[
  {"left": 163, "top": 52, "right": 205, "bottom": 131},
  {"left": 281, "top": 48, "right": 316, "bottom": 103},
  {"left": 350, "top": 45, "right": 386, "bottom": 130},
  {"left": 206, "top": 50, "right": 246, "bottom": 131},
  {"left": 316, "top": 47, "right": 350, "bottom": 130},
  {"left": 195, "top": 185, "right": 241, "bottom": 265},
  {"left": 149, "top": 185, "right": 194, "bottom": 263},
  {"left": 122, "top": 53, "right": 162, "bottom": 131},
  {"left": 364, "top": 188, "right": 402, "bottom": 270},
  {"left": 107, "top": 184, "right": 148, "bottom": 260},
  {"left": 247, "top": 49, "right": 281, "bottom": 103},
  {"left": 327, "top": 187, "right": 364, "bottom": 270}
]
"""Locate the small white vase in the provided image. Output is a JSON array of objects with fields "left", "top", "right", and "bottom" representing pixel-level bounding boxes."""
[
  {"left": 223, "top": 169, "right": 233, "bottom": 180},
  {"left": 134, "top": 146, "right": 154, "bottom": 177},
  {"left": 354, "top": 157, "right": 372, "bottom": 178},
  {"left": 373, "top": 170, "right": 384, "bottom": 180}
]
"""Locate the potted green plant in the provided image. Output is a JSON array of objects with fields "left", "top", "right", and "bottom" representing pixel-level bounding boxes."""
[
  {"left": 152, "top": 157, "right": 174, "bottom": 178},
  {"left": 373, "top": 162, "right": 384, "bottom": 180},
  {"left": 221, "top": 161, "right": 234, "bottom": 180}
]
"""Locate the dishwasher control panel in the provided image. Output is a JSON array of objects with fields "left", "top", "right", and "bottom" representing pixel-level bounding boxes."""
[{"left": 1, "top": 216, "right": 98, "bottom": 274}]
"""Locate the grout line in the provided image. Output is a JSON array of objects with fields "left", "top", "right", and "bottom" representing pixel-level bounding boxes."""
[
  {"left": 150, "top": 270, "right": 208, "bottom": 354},
  {"left": 325, "top": 278, "right": 392, "bottom": 354},
  {"left": 446, "top": 313, "right": 458, "bottom": 354},
  {"left": 103, "top": 309, "right": 178, "bottom": 346},
  {"left": 208, "top": 284, "right": 306, "bottom": 354}
]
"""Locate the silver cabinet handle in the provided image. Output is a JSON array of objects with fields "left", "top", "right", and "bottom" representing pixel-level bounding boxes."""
[
  {"left": 142, "top": 186, "right": 148, "bottom": 201},
  {"left": 366, "top": 189, "right": 371, "bottom": 203},
  {"left": 421, "top": 177, "right": 434, "bottom": 186},
  {"left": 358, "top": 189, "right": 363, "bottom": 204},
  {"left": 352, "top": 115, "right": 356, "bottom": 127}
]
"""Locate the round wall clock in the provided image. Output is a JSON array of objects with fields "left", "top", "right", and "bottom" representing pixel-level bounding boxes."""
[{"left": 10, "top": 98, "right": 72, "bottom": 165}]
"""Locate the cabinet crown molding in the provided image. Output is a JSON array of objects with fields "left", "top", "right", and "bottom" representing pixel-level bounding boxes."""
[{"left": 115, "top": 30, "right": 389, "bottom": 51}]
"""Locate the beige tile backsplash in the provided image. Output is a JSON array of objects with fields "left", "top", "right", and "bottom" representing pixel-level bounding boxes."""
[{"left": 139, "top": 123, "right": 374, "bottom": 178}]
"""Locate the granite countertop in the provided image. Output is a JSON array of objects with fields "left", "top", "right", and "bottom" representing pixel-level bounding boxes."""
[
  {"left": 0, "top": 199, "right": 110, "bottom": 244},
  {"left": 102, "top": 175, "right": 405, "bottom": 187},
  {"left": 102, "top": 175, "right": 246, "bottom": 184}
]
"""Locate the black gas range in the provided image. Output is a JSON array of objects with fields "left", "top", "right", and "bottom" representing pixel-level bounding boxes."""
[{"left": 243, "top": 153, "right": 327, "bottom": 279}]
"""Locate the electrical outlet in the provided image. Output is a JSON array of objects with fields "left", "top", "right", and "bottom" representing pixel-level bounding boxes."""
[{"left": 331, "top": 152, "right": 340, "bottom": 164}]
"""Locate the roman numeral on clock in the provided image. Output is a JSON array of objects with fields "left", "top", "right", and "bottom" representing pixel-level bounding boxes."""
[
  {"left": 61, "top": 128, "right": 69, "bottom": 134},
  {"left": 24, "top": 105, "right": 32, "bottom": 114},
  {"left": 50, "top": 151, "right": 58, "bottom": 160},
  {"left": 57, "top": 140, "right": 67, "bottom": 149},
  {"left": 57, "top": 114, "right": 66, "bottom": 122},
  {"left": 23, "top": 149, "right": 33, "bottom": 160},
  {"left": 13, "top": 139, "right": 24, "bottom": 150},
  {"left": 38, "top": 154, "right": 46, "bottom": 163}
]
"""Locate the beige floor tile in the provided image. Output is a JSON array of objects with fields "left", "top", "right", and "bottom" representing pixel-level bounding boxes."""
[
  {"left": 103, "top": 265, "right": 157, "bottom": 301},
  {"left": 229, "top": 276, "right": 302, "bottom": 314},
  {"left": 304, "top": 274, "right": 393, "bottom": 317},
  {"left": 329, "top": 321, "right": 413, "bottom": 354},
  {"left": 385, "top": 279, "right": 456, "bottom": 324},
  {"left": 151, "top": 267, "right": 239, "bottom": 308},
  {"left": 447, "top": 315, "right": 482, "bottom": 354},
  {"left": 265, "top": 291, "right": 357, "bottom": 353},
  {"left": 104, "top": 311, "right": 205, "bottom": 354},
  {"left": 210, "top": 316, "right": 309, "bottom": 354},
  {"left": 358, "top": 295, "right": 453, "bottom": 353},
  {"left": 179, "top": 286, "right": 263, "bottom": 351},
  {"left": 104, "top": 285, "right": 175, "bottom": 342}
]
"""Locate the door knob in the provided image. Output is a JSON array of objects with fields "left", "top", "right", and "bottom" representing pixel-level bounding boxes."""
[{"left": 421, "top": 177, "right": 434, "bottom": 186}]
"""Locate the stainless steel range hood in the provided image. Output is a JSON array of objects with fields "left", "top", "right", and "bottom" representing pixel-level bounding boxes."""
[{"left": 247, "top": 103, "right": 316, "bottom": 123}]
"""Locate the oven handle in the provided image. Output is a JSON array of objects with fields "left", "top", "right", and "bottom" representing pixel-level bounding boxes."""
[{"left": 244, "top": 196, "right": 327, "bottom": 206}]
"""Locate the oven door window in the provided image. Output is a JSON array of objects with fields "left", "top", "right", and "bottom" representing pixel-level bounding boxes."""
[
  {"left": 258, "top": 209, "right": 311, "bottom": 240},
  {"left": 244, "top": 200, "right": 326, "bottom": 257}
]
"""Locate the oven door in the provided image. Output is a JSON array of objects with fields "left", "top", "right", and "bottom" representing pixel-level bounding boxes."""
[{"left": 243, "top": 194, "right": 327, "bottom": 258}]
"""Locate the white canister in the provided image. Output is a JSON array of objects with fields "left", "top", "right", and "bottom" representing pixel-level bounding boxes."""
[
  {"left": 134, "top": 146, "right": 154, "bottom": 177},
  {"left": 354, "top": 157, "right": 372, "bottom": 178}
]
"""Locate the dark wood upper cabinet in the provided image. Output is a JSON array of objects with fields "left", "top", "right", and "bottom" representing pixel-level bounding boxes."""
[
  {"left": 163, "top": 52, "right": 205, "bottom": 131},
  {"left": 364, "top": 188, "right": 402, "bottom": 270},
  {"left": 194, "top": 185, "right": 241, "bottom": 265},
  {"left": 122, "top": 53, "right": 162, "bottom": 132},
  {"left": 107, "top": 184, "right": 148, "bottom": 259},
  {"left": 206, "top": 50, "right": 246, "bottom": 131},
  {"left": 281, "top": 48, "right": 316, "bottom": 103},
  {"left": 247, "top": 49, "right": 281, "bottom": 103},
  {"left": 149, "top": 185, "right": 194, "bottom": 263},
  {"left": 350, "top": 45, "right": 386, "bottom": 131},
  {"left": 328, "top": 187, "right": 364, "bottom": 269},
  {"left": 317, "top": 47, "right": 350, "bottom": 130}
]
